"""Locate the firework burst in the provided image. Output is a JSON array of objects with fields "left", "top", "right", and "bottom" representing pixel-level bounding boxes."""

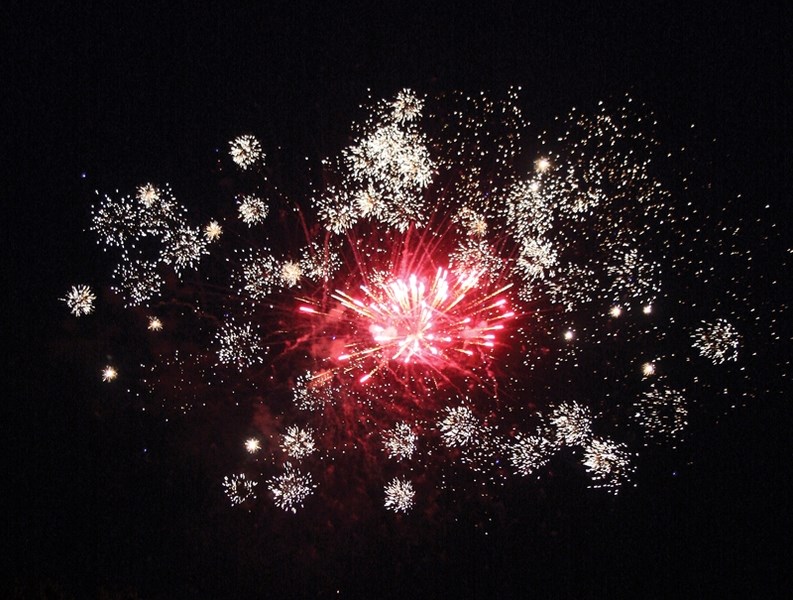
[{"left": 65, "top": 88, "right": 769, "bottom": 519}]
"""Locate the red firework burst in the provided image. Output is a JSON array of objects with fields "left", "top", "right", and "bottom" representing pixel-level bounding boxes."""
[{"left": 301, "top": 266, "right": 514, "bottom": 384}]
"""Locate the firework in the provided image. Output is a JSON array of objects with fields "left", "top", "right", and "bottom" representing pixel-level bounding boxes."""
[
  {"left": 67, "top": 89, "right": 768, "bottom": 517},
  {"left": 268, "top": 463, "right": 317, "bottom": 513},
  {"left": 216, "top": 320, "right": 265, "bottom": 369},
  {"left": 62, "top": 284, "right": 95, "bottom": 316},
  {"left": 384, "top": 477, "right": 415, "bottom": 513},
  {"left": 223, "top": 473, "right": 258, "bottom": 505},
  {"left": 229, "top": 135, "right": 263, "bottom": 170},
  {"left": 281, "top": 425, "right": 316, "bottom": 459},
  {"left": 237, "top": 195, "right": 269, "bottom": 226},
  {"left": 382, "top": 422, "right": 418, "bottom": 460},
  {"left": 245, "top": 438, "right": 261, "bottom": 454},
  {"left": 437, "top": 405, "right": 479, "bottom": 448},
  {"left": 204, "top": 220, "right": 223, "bottom": 241},
  {"left": 509, "top": 432, "right": 555, "bottom": 477},
  {"left": 634, "top": 385, "right": 688, "bottom": 443},
  {"left": 692, "top": 318, "right": 740, "bottom": 364},
  {"left": 102, "top": 365, "right": 118, "bottom": 382},
  {"left": 582, "top": 437, "right": 634, "bottom": 494},
  {"left": 549, "top": 402, "right": 593, "bottom": 447}
]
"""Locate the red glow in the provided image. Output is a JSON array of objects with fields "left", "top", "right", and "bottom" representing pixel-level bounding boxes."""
[{"left": 330, "top": 267, "right": 513, "bottom": 379}]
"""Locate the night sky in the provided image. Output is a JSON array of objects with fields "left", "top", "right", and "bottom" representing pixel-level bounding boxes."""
[{"left": 6, "top": 3, "right": 791, "bottom": 599}]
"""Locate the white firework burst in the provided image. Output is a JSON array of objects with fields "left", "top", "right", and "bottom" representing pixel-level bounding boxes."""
[
  {"left": 229, "top": 134, "right": 263, "bottom": 170},
  {"left": 102, "top": 365, "right": 118, "bottom": 382},
  {"left": 159, "top": 226, "right": 208, "bottom": 276},
  {"left": 216, "top": 320, "right": 264, "bottom": 369},
  {"left": 692, "top": 318, "right": 740, "bottom": 364},
  {"left": 437, "top": 405, "right": 479, "bottom": 448},
  {"left": 582, "top": 437, "right": 634, "bottom": 494},
  {"left": 382, "top": 422, "right": 418, "bottom": 460},
  {"left": 237, "top": 195, "right": 269, "bottom": 226},
  {"left": 281, "top": 425, "right": 316, "bottom": 459},
  {"left": 204, "top": 220, "right": 222, "bottom": 241},
  {"left": 62, "top": 284, "right": 96, "bottom": 316},
  {"left": 509, "top": 432, "right": 555, "bottom": 477},
  {"left": 268, "top": 462, "right": 317, "bottom": 513},
  {"left": 549, "top": 402, "right": 593, "bottom": 447},
  {"left": 223, "top": 473, "right": 258, "bottom": 506},
  {"left": 390, "top": 88, "right": 423, "bottom": 123},
  {"left": 280, "top": 260, "right": 302, "bottom": 287},
  {"left": 292, "top": 370, "right": 336, "bottom": 411},
  {"left": 384, "top": 477, "right": 415, "bottom": 514},
  {"left": 237, "top": 250, "right": 280, "bottom": 300},
  {"left": 136, "top": 183, "right": 160, "bottom": 208},
  {"left": 634, "top": 385, "right": 688, "bottom": 443},
  {"left": 111, "top": 260, "right": 164, "bottom": 306}
]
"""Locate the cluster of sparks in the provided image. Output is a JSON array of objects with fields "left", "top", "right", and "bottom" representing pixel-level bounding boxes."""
[{"left": 63, "top": 88, "right": 775, "bottom": 520}]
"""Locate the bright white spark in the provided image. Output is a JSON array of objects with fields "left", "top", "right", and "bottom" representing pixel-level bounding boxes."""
[
  {"left": 204, "top": 220, "right": 222, "bottom": 241},
  {"left": 102, "top": 365, "right": 118, "bottom": 382}
]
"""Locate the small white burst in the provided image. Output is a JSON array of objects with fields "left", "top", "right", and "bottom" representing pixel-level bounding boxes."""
[
  {"left": 384, "top": 477, "right": 415, "bottom": 513},
  {"left": 292, "top": 370, "right": 336, "bottom": 411},
  {"left": 438, "top": 405, "right": 479, "bottom": 448},
  {"left": 229, "top": 135, "right": 263, "bottom": 170},
  {"left": 509, "top": 432, "right": 554, "bottom": 477},
  {"left": 111, "top": 261, "right": 164, "bottom": 306},
  {"left": 582, "top": 437, "right": 633, "bottom": 494},
  {"left": 238, "top": 251, "right": 280, "bottom": 299},
  {"left": 692, "top": 318, "right": 740, "bottom": 364},
  {"left": 516, "top": 237, "right": 557, "bottom": 281},
  {"left": 216, "top": 320, "right": 264, "bottom": 369},
  {"left": 634, "top": 385, "right": 688, "bottom": 442},
  {"left": 147, "top": 316, "right": 163, "bottom": 331},
  {"left": 223, "top": 473, "right": 258, "bottom": 505},
  {"left": 641, "top": 361, "right": 656, "bottom": 377},
  {"left": 609, "top": 305, "right": 623, "bottom": 318},
  {"left": 643, "top": 304, "right": 653, "bottom": 315},
  {"left": 535, "top": 157, "right": 551, "bottom": 172},
  {"left": 268, "top": 462, "right": 317, "bottom": 513},
  {"left": 281, "top": 425, "right": 316, "bottom": 459},
  {"left": 563, "top": 329, "right": 575, "bottom": 341},
  {"left": 382, "top": 422, "right": 418, "bottom": 460},
  {"left": 244, "top": 438, "right": 261, "bottom": 453},
  {"left": 280, "top": 260, "right": 302, "bottom": 287},
  {"left": 204, "top": 220, "right": 223, "bottom": 241},
  {"left": 549, "top": 402, "right": 592, "bottom": 446},
  {"left": 62, "top": 285, "right": 96, "bottom": 316},
  {"left": 237, "top": 195, "right": 269, "bottom": 226},
  {"left": 391, "top": 88, "right": 423, "bottom": 123},
  {"left": 102, "top": 365, "right": 118, "bottom": 382},
  {"left": 136, "top": 183, "right": 160, "bottom": 208},
  {"left": 160, "top": 226, "right": 208, "bottom": 275}
]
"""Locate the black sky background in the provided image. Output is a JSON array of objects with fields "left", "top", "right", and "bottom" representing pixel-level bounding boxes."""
[{"left": 4, "top": 2, "right": 791, "bottom": 598}]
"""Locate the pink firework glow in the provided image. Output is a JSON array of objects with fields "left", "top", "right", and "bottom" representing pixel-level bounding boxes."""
[{"left": 302, "top": 266, "right": 513, "bottom": 383}]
